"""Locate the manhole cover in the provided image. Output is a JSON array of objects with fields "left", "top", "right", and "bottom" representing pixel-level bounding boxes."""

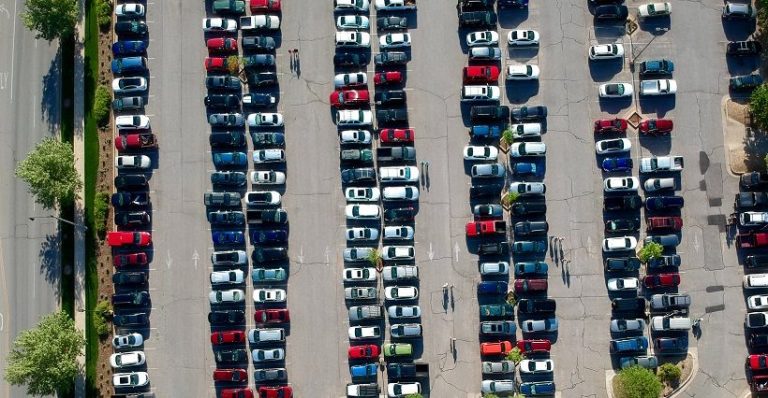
[{"left": 627, "top": 112, "right": 642, "bottom": 128}]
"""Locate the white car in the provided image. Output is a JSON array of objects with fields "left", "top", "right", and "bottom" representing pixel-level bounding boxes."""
[
  {"left": 335, "top": 31, "right": 371, "bottom": 47},
  {"left": 109, "top": 351, "right": 146, "bottom": 368},
  {"left": 607, "top": 277, "right": 640, "bottom": 292},
  {"left": 463, "top": 145, "right": 499, "bottom": 161},
  {"left": 749, "top": 295, "right": 768, "bottom": 310},
  {"left": 644, "top": 177, "right": 675, "bottom": 192},
  {"left": 115, "top": 155, "right": 151, "bottom": 170},
  {"left": 113, "top": 372, "right": 149, "bottom": 388},
  {"left": 209, "top": 289, "right": 245, "bottom": 304},
  {"left": 345, "top": 187, "right": 380, "bottom": 202},
  {"left": 335, "top": 0, "right": 370, "bottom": 11},
  {"left": 210, "top": 269, "right": 245, "bottom": 285},
  {"left": 461, "top": 85, "right": 501, "bottom": 101},
  {"left": 388, "top": 305, "right": 421, "bottom": 319},
  {"left": 202, "top": 18, "right": 238, "bottom": 32},
  {"left": 336, "top": 109, "right": 373, "bottom": 126},
  {"left": 519, "top": 359, "right": 554, "bottom": 374},
  {"left": 745, "top": 274, "right": 768, "bottom": 289},
  {"left": 250, "top": 170, "right": 286, "bottom": 185},
  {"left": 510, "top": 142, "right": 546, "bottom": 157},
  {"left": 599, "top": 83, "right": 634, "bottom": 98},
  {"left": 470, "top": 46, "right": 502, "bottom": 60},
  {"left": 602, "top": 236, "right": 638, "bottom": 252},
  {"left": 740, "top": 211, "right": 768, "bottom": 226},
  {"left": 385, "top": 286, "right": 419, "bottom": 300},
  {"left": 506, "top": 64, "right": 540, "bottom": 80},
  {"left": 509, "top": 182, "right": 546, "bottom": 196},
  {"left": 604, "top": 177, "right": 640, "bottom": 192},
  {"left": 382, "top": 245, "right": 415, "bottom": 261},
  {"left": 466, "top": 31, "right": 499, "bottom": 47},
  {"left": 510, "top": 123, "right": 542, "bottom": 138},
  {"left": 589, "top": 43, "right": 625, "bottom": 60},
  {"left": 115, "top": 3, "right": 145, "bottom": 17},
  {"left": 383, "top": 186, "right": 420, "bottom": 201},
  {"left": 344, "top": 268, "right": 378, "bottom": 282},
  {"left": 345, "top": 204, "right": 381, "bottom": 220},
  {"left": 253, "top": 149, "right": 285, "bottom": 163},
  {"left": 344, "top": 247, "right": 375, "bottom": 262},
  {"left": 248, "top": 112, "right": 284, "bottom": 127},
  {"left": 334, "top": 72, "right": 368, "bottom": 88},
  {"left": 346, "top": 227, "right": 380, "bottom": 241},
  {"left": 379, "top": 166, "right": 419, "bottom": 182},
  {"left": 480, "top": 262, "right": 509, "bottom": 275},
  {"left": 112, "top": 333, "right": 143, "bottom": 349},
  {"left": 252, "top": 348, "right": 285, "bottom": 362},
  {"left": 336, "top": 15, "right": 370, "bottom": 30},
  {"left": 383, "top": 226, "right": 415, "bottom": 240},
  {"left": 340, "top": 129, "right": 373, "bottom": 144},
  {"left": 638, "top": 2, "right": 671, "bottom": 18},
  {"left": 595, "top": 138, "right": 631, "bottom": 154},
  {"left": 388, "top": 382, "right": 421, "bottom": 397},
  {"left": 481, "top": 379, "right": 515, "bottom": 394},
  {"left": 471, "top": 163, "right": 506, "bottom": 178},
  {"left": 253, "top": 288, "right": 287, "bottom": 303},
  {"left": 115, "top": 115, "right": 150, "bottom": 130},
  {"left": 507, "top": 29, "right": 539, "bottom": 46},
  {"left": 348, "top": 326, "right": 380, "bottom": 340},
  {"left": 112, "top": 77, "right": 147, "bottom": 94},
  {"left": 380, "top": 33, "right": 411, "bottom": 48}
]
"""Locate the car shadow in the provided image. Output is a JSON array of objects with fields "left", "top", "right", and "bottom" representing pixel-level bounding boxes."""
[
  {"left": 505, "top": 81, "right": 539, "bottom": 103},
  {"left": 497, "top": 8, "right": 529, "bottom": 29},
  {"left": 589, "top": 60, "right": 623, "bottom": 82},
  {"left": 598, "top": 97, "right": 633, "bottom": 114},
  {"left": 638, "top": 96, "right": 675, "bottom": 117},
  {"left": 721, "top": 19, "right": 757, "bottom": 41}
]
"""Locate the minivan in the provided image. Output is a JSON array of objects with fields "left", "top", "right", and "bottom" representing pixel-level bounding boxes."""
[
  {"left": 644, "top": 234, "right": 680, "bottom": 247},
  {"left": 462, "top": 85, "right": 501, "bottom": 101},
  {"left": 651, "top": 316, "right": 691, "bottom": 331},
  {"left": 248, "top": 328, "right": 285, "bottom": 344}
]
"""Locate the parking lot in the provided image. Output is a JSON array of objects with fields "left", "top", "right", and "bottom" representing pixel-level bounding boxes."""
[{"left": 131, "top": 0, "right": 754, "bottom": 396}]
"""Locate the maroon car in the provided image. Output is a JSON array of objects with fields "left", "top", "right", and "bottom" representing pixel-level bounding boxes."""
[
  {"left": 639, "top": 119, "right": 673, "bottom": 135},
  {"left": 213, "top": 368, "right": 248, "bottom": 383},
  {"left": 516, "top": 339, "right": 551, "bottom": 354},
  {"left": 647, "top": 216, "right": 683, "bottom": 232},
  {"left": 594, "top": 118, "right": 628, "bottom": 134},
  {"left": 210, "top": 330, "right": 246, "bottom": 345},
  {"left": 643, "top": 273, "right": 680, "bottom": 289},
  {"left": 258, "top": 385, "right": 293, "bottom": 398},
  {"left": 254, "top": 309, "right": 290, "bottom": 324},
  {"left": 329, "top": 89, "right": 370, "bottom": 108},
  {"left": 374, "top": 71, "right": 403, "bottom": 86},
  {"left": 514, "top": 279, "right": 548, "bottom": 293},
  {"left": 113, "top": 252, "right": 148, "bottom": 267}
]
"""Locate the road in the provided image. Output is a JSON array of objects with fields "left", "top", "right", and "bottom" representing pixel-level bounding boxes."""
[{"left": 0, "top": 0, "right": 62, "bottom": 397}]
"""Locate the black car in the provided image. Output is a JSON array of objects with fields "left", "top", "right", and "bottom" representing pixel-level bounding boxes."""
[
  {"left": 604, "top": 257, "right": 641, "bottom": 272},
  {"left": 252, "top": 247, "right": 288, "bottom": 262},
  {"left": 251, "top": 132, "right": 286, "bottom": 148},
  {"left": 208, "top": 210, "right": 246, "bottom": 225},
  {"left": 511, "top": 105, "right": 548, "bottom": 122},
  {"left": 376, "top": 109, "right": 408, "bottom": 124},
  {"left": 111, "top": 192, "right": 149, "bottom": 208},
  {"left": 384, "top": 207, "right": 415, "bottom": 223},
  {"left": 374, "top": 90, "right": 406, "bottom": 106},
  {"left": 241, "top": 35, "right": 276, "bottom": 51},
  {"left": 470, "top": 184, "right": 503, "bottom": 199},
  {"left": 211, "top": 171, "right": 247, "bottom": 187},
  {"left": 604, "top": 195, "right": 642, "bottom": 211},
  {"left": 243, "top": 54, "right": 276, "bottom": 68},
  {"left": 459, "top": 0, "right": 494, "bottom": 11},
  {"left": 735, "top": 192, "right": 768, "bottom": 210},
  {"left": 210, "top": 131, "right": 247, "bottom": 148},
  {"left": 206, "top": 75, "right": 242, "bottom": 91},
  {"left": 112, "top": 291, "right": 150, "bottom": 306},
  {"left": 605, "top": 218, "right": 640, "bottom": 233},
  {"left": 374, "top": 51, "right": 409, "bottom": 66},
  {"left": 204, "top": 94, "right": 240, "bottom": 110},
  {"left": 334, "top": 53, "right": 368, "bottom": 67},
  {"left": 727, "top": 40, "right": 761, "bottom": 56},
  {"left": 645, "top": 196, "right": 684, "bottom": 211},
  {"left": 747, "top": 255, "right": 768, "bottom": 269},
  {"left": 594, "top": 4, "right": 628, "bottom": 20},
  {"left": 458, "top": 10, "right": 497, "bottom": 28},
  {"left": 647, "top": 254, "right": 681, "bottom": 269},
  {"left": 115, "top": 20, "right": 148, "bottom": 36},
  {"left": 341, "top": 168, "right": 376, "bottom": 184},
  {"left": 509, "top": 201, "right": 546, "bottom": 216},
  {"left": 611, "top": 297, "right": 646, "bottom": 313},
  {"left": 655, "top": 337, "right": 687, "bottom": 353},
  {"left": 751, "top": 334, "right": 768, "bottom": 350},
  {"left": 115, "top": 175, "right": 149, "bottom": 190},
  {"left": 204, "top": 191, "right": 242, "bottom": 207},
  {"left": 112, "top": 96, "right": 144, "bottom": 111},
  {"left": 473, "top": 204, "right": 503, "bottom": 218},
  {"left": 478, "top": 242, "right": 508, "bottom": 255},
  {"left": 215, "top": 349, "right": 248, "bottom": 364},
  {"left": 115, "top": 211, "right": 151, "bottom": 227},
  {"left": 517, "top": 298, "right": 556, "bottom": 314},
  {"left": 113, "top": 312, "right": 149, "bottom": 327},
  {"left": 513, "top": 221, "right": 549, "bottom": 236},
  {"left": 112, "top": 272, "right": 148, "bottom": 285},
  {"left": 470, "top": 105, "right": 509, "bottom": 122},
  {"left": 246, "top": 72, "right": 277, "bottom": 87},
  {"left": 741, "top": 172, "right": 768, "bottom": 189},
  {"left": 377, "top": 16, "right": 408, "bottom": 30},
  {"left": 208, "top": 310, "right": 246, "bottom": 326}
]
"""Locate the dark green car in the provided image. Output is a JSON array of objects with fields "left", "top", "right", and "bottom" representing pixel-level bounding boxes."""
[
  {"left": 730, "top": 74, "right": 764, "bottom": 90},
  {"left": 212, "top": 0, "right": 246, "bottom": 14}
]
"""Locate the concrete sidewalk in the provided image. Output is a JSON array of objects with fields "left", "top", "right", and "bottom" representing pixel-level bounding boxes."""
[{"left": 73, "top": 0, "right": 86, "bottom": 396}]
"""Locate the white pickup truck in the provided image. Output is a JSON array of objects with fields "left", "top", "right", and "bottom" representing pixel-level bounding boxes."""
[
  {"left": 639, "top": 156, "right": 684, "bottom": 173},
  {"left": 239, "top": 15, "right": 280, "bottom": 30},
  {"left": 639, "top": 79, "right": 677, "bottom": 96},
  {"left": 375, "top": 0, "right": 416, "bottom": 10}
]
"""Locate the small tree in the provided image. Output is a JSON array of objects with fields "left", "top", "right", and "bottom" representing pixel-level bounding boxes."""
[
  {"left": 21, "top": 0, "right": 79, "bottom": 41},
  {"left": 500, "top": 127, "right": 514, "bottom": 146},
  {"left": 4, "top": 311, "right": 85, "bottom": 396},
  {"left": 96, "top": 0, "right": 113, "bottom": 29},
  {"left": 637, "top": 242, "right": 663, "bottom": 263},
  {"left": 93, "top": 300, "right": 113, "bottom": 338},
  {"left": 614, "top": 365, "right": 663, "bottom": 398},
  {"left": 750, "top": 84, "right": 768, "bottom": 130},
  {"left": 93, "top": 85, "right": 112, "bottom": 126},
  {"left": 405, "top": 394, "right": 423, "bottom": 398},
  {"left": 367, "top": 249, "right": 381, "bottom": 268},
  {"left": 506, "top": 347, "right": 524, "bottom": 364},
  {"left": 657, "top": 363, "right": 681, "bottom": 384},
  {"left": 15, "top": 137, "right": 82, "bottom": 209},
  {"left": 501, "top": 191, "right": 520, "bottom": 206},
  {"left": 227, "top": 55, "right": 241, "bottom": 75}
]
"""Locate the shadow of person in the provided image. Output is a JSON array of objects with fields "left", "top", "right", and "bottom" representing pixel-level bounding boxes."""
[
  {"left": 295, "top": 57, "right": 301, "bottom": 77},
  {"left": 442, "top": 289, "right": 448, "bottom": 312},
  {"left": 450, "top": 287, "right": 455, "bottom": 311}
]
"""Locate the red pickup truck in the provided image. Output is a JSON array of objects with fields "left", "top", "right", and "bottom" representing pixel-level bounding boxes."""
[
  {"left": 738, "top": 232, "right": 768, "bottom": 249},
  {"left": 466, "top": 220, "right": 506, "bottom": 237},
  {"left": 646, "top": 216, "right": 683, "bottom": 231},
  {"left": 115, "top": 133, "right": 157, "bottom": 151}
]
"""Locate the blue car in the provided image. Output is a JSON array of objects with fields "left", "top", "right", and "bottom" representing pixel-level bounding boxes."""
[
  {"left": 250, "top": 229, "right": 288, "bottom": 245},
  {"left": 212, "top": 152, "right": 247, "bottom": 168},
  {"left": 212, "top": 230, "right": 245, "bottom": 245},
  {"left": 602, "top": 157, "right": 633, "bottom": 172},
  {"left": 477, "top": 281, "right": 508, "bottom": 295},
  {"left": 350, "top": 363, "right": 378, "bottom": 379},
  {"left": 469, "top": 124, "right": 501, "bottom": 139},
  {"left": 111, "top": 56, "right": 148, "bottom": 74},
  {"left": 645, "top": 195, "right": 684, "bottom": 211},
  {"left": 519, "top": 381, "right": 556, "bottom": 396},
  {"left": 112, "top": 40, "right": 148, "bottom": 56},
  {"left": 512, "top": 162, "right": 537, "bottom": 175},
  {"left": 499, "top": 0, "right": 529, "bottom": 8}
]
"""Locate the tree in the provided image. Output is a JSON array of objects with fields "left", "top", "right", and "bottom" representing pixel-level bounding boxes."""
[
  {"left": 4, "top": 311, "right": 85, "bottom": 396},
  {"left": 15, "top": 137, "right": 82, "bottom": 209},
  {"left": 367, "top": 249, "right": 381, "bottom": 268},
  {"left": 501, "top": 191, "right": 520, "bottom": 206},
  {"left": 227, "top": 55, "right": 242, "bottom": 75},
  {"left": 750, "top": 84, "right": 768, "bottom": 131},
  {"left": 500, "top": 126, "right": 514, "bottom": 146},
  {"left": 505, "top": 347, "right": 524, "bottom": 364},
  {"left": 405, "top": 394, "right": 423, "bottom": 398},
  {"left": 614, "top": 365, "right": 663, "bottom": 398},
  {"left": 637, "top": 242, "right": 663, "bottom": 263},
  {"left": 657, "top": 363, "right": 681, "bottom": 384},
  {"left": 21, "top": 0, "right": 79, "bottom": 41}
]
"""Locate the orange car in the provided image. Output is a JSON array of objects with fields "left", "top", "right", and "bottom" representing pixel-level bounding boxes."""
[{"left": 480, "top": 340, "right": 513, "bottom": 356}]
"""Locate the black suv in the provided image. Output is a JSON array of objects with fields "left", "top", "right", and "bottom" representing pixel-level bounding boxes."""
[
  {"left": 115, "top": 211, "right": 151, "bottom": 227},
  {"left": 334, "top": 53, "right": 368, "bottom": 67},
  {"left": 510, "top": 201, "right": 546, "bottom": 216},
  {"left": 470, "top": 105, "right": 509, "bottom": 122},
  {"left": 115, "top": 175, "right": 149, "bottom": 190},
  {"left": 511, "top": 105, "right": 548, "bottom": 121},
  {"left": 113, "top": 313, "right": 149, "bottom": 327},
  {"left": 611, "top": 297, "right": 646, "bottom": 313},
  {"left": 210, "top": 131, "right": 247, "bottom": 148},
  {"left": 374, "top": 52, "right": 409, "bottom": 66},
  {"left": 603, "top": 195, "right": 642, "bottom": 211},
  {"left": 747, "top": 255, "right": 768, "bottom": 269},
  {"left": 377, "top": 16, "right": 408, "bottom": 30},
  {"left": 594, "top": 4, "right": 628, "bottom": 20},
  {"left": 204, "top": 94, "right": 240, "bottom": 110},
  {"left": 727, "top": 40, "right": 761, "bottom": 56},
  {"left": 470, "top": 184, "right": 502, "bottom": 198},
  {"left": 208, "top": 310, "right": 246, "bottom": 326},
  {"left": 252, "top": 247, "right": 288, "bottom": 262},
  {"left": 206, "top": 75, "right": 242, "bottom": 91},
  {"left": 111, "top": 192, "right": 149, "bottom": 208},
  {"left": 376, "top": 109, "right": 408, "bottom": 124},
  {"left": 478, "top": 242, "right": 508, "bottom": 255},
  {"left": 604, "top": 257, "right": 641, "bottom": 272},
  {"left": 517, "top": 299, "right": 556, "bottom": 314},
  {"left": 242, "top": 35, "right": 276, "bottom": 51},
  {"left": 458, "top": 11, "right": 497, "bottom": 28}
]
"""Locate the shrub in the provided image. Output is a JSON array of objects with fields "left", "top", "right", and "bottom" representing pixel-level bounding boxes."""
[
  {"left": 501, "top": 191, "right": 520, "bottom": 206},
  {"left": 227, "top": 55, "right": 241, "bottom": 75},
  {"left": 614, "top": 365, "right": 662, "bottom": 398},
  {"left": 657, "top": 363, "right": 681, "bottom": 384},
  {"left": 96, "top": 0, "right": 113, "bottom": 29},
  {"left": 93, "top": 191, "right": 110, "bottom": 237},
  {"left": 93, "top": 85, "right": 111, "bottom": 126},
  {"left": 93, "top": 300, "right": 112, "bottom": 338},
  {"left": 367, "top": 249, "right": 381, "bottom": 268},
  {"left": 505, "top": 347, "right": 524, "bottom": 364},
  {"left": 501, "top": 127, "right": 514, "bottom": 146},
  {"left": 637, "top": 242, "right": 663, "bottom": 263},
  {"left": 751, "top": 84, "right": 768, "bottom": 130}
]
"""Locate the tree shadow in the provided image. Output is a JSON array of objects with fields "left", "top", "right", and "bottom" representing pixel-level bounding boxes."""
[
  {"left": 38, "top": 232, "right": 62, "bottom": 295},
  {"left": 41, "top": 47, "right": 63, "bottom": 134},
  {"left": 742, "top": 129, "right": 768, "bottom": 172}
]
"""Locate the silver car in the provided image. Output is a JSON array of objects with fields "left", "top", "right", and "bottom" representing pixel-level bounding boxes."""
[
  {"left": 390, "top": 323, "right": 422, "bottom": 338},
  {"left": 482, "top": 360, "right": 514, "bottom": 374},
  {"left": 610, "top": 318, "right": 646, "bottom": 333},
  {"left": 388, "top": 305, "right": 421, "bottom": 319},
  {"left": 471, "top": 163, "right": 506, "bottom": 178},
  {"left": 344, "top": 247, "right": 375, "bottom": 262},
  {"left": 481, "top": 379, "right": 515, "bottom": 394}
]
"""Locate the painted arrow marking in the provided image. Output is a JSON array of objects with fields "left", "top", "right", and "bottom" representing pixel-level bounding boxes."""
[
  {"left": 297, "top": 246, "right": 304, "bottom": 264},
  {"left": 192, "top": 250, "right": 199, "bottom": 269},
  {"left": 427, "top": 243, "right": 434, "bottom": 261},
  {"left": 165, "top": 251, "right": 173, "bottom": 269}
]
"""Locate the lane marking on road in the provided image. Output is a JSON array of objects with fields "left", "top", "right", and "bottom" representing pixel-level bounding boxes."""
[
  {"left": 0, "top": 72, "right": 7, "bottom": 90},
  {"left": 9, "top": 0, "right": 16, "bottom": 101},
  {"left": 297, "top": 246, "right": 304, "bottom": 263},
  {"left": 0, "top": 313, "right": 4, "bottom": 331},
  {"left": 192, "top": 249, "right": 199, "bottom": 269},
  {"left": 427, "top": 242, "right": 434, "bottom": 261},
  {"left": 325, "top": 246, "right": 330, "bottom": 264},
  {"left": 454, "top": 242, "right": 460, "bottom": 262},
  {"left": 165, "top": 250, "right": 172, "bottom": 269}
]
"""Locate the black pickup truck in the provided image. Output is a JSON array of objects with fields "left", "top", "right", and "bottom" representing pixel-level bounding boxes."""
[{"left": 387, "top": 362, "right": 429, "bottom": 379}]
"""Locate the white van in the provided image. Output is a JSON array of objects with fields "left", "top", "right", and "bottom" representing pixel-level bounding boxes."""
[
  {"left": 745, "top": 274, "right": 768, "bottom": 289},
  {"left": 461, "top": 85, "right": 501, "bottom": 101},
  {"left": 651, "top": 316, "right": 691, "bottom": 331}
]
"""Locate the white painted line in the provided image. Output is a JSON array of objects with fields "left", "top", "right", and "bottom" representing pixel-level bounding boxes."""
[
  {"left": 455, "top": 242, "right": 460, "bottom": 262},
  {"left": 0, "top": 313, "right": 4, "bottom": 331},
  {"left": 10, "top": 0, "right": 17, "bottom": 102},
  {"left": 427, "top": 242, "right": 434, "bottom": 261},
  {"left": 192, "top": 249, "right": 200, "bottom": 268}
]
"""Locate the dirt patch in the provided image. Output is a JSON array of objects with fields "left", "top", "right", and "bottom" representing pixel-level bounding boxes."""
[
  {"left": 727, "top": 100, "right": 751, "bottom": 125},
  {"left": 660, "top": 354, "right": 693, "bottom": 397},
  {"left": 724, "top": 98, "right": 768, "bottom": 175}
]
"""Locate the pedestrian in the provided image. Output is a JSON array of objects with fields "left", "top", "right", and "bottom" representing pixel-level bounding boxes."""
[
  {"left": 294, "top": 48, "right": 299, "bottom": 61},
  {"left": 442, "top": 282, "right": 449, "bottom": 289}
]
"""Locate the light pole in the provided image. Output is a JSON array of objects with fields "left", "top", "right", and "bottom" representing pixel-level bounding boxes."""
[{"left": 29, "top": 216, "right": 88, "bottom": 231}]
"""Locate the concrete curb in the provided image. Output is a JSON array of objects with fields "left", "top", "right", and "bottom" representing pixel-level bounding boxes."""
[{"left": 722, "top": 95, "right": 741, "bottom": 179}]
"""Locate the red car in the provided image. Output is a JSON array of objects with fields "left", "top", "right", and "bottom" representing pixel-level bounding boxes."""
[
  {"left": 480, "top": 341, "right": 513, "bottom": 356},
  {"left": 250, "top": 0, "right": 281, "bottom": 13},
  {"left": 646, "top": 216, "right": 683, "bottom": 232},
  {"left": 643, "top": 273, "right": 680, "bottom": 289},
  {"left": 205, "top": 57, "right": 230, "bottom": 72},
  {"left": 329, "top": 89, "right": 370, "bottom": 108},
  {"left": 258, "top": 386, "right": 293, "bottom": 398},
  {"left": 107, "top": 231, "right": 152, "bottom": 247},
  {"left": 113, "top": 252, "right": 148, "bottom": 267},
  {"left": 220, "top": 388, "right": 254, "bottom": 398},
  {"left": 513, "top": 278, "right": 548, "bottom": 293},
  {"left": 254, "top": 309, "right": 290, "bottom": 324},
  {"left": 213, "top": 368, "right": 248, "bottom": 383},
  {"left": 594, "top": 118, "right": 628, "bottom": 134},
  {"left": 516, "top": 339, "right": 551, "bottom": 354},
  {"left": 463, "top": 65, "right": 500, "bottom": 84},
  {"left": 115, "top": 133, "right": 157, "bottom": 151},
  {"left": 211, "top": 330, "right": 246, "bottom": 345},
  {"left": 374, "top": 71, "right": 403, "bottom": 86},
  {"left": 639, "top": 119, "right": 673, "bottom": 135},
  {"left": 379, "top": 128, "right": 414, "bottom": 143},
  {"left": 207, "top": 37, "right": 238, "bottom": 53},
  {"left": 348, "top": 344, "right": 380, "bottom": 359},
  {"left": 749, "top": 354, "right": 768, "bottom": 370}
]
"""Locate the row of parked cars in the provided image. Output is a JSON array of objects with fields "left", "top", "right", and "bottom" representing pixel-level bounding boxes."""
[
  {"left": 330, "top": 2, "right": 427, "bottom": 398},
  {"left": 107, "top": 1, "right": 156, "bottom": 394},
  {"left": 201, "top": 1, "right": 293, "bottom": 398},
  {"left": 721, "top": 1, "right": 764, "bottom": 92}
]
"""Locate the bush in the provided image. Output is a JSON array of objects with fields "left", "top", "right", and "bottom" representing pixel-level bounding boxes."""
[
  {"left": 501, "top": 191, "right": 520, "bottom": 206},
  {"left": 96, "top": 0, "right": 112, "bottom": 29},
  {"left": 657, "top": 363, "right": 681, "bottom": 384},
  {"left": 637, "top": 242, "right": 663, "bottom": 263},
  {"left": 93, "top": 191, "right": 110, "bottom": 237},
  {"left": 614, "top": 365, "right": 663, "bottom": 398},
  {"left": 764, "top": 154, "right": 768, "bottom": 173},
  {"left": 505, "top": 347, "right": 523, "bottom": 364},
  {"left": 366, "top": 249, "right": 381, "bottom": 267},
  {"left": 501, "top": 127, "right": 514, "bottom": 146},
  {"left": 751, "top": 84, "right": 768, "bottom": 131},
  {"left": 227, "top": 55, "right": 241, "bottom": 75},
  {"left": 93, "top": 85, "right": 111, "bottom": 126},
  {"left": 93, "top": 300, "right": 112, "bottom": 338}
]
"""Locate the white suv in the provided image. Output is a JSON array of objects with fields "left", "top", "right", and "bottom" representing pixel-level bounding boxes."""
[
  {"left": 462, "top": 85, "right": 501, "bottom": 101},
  {"left": 336, "top": 110, "right": 373, "bottom": 126}
]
